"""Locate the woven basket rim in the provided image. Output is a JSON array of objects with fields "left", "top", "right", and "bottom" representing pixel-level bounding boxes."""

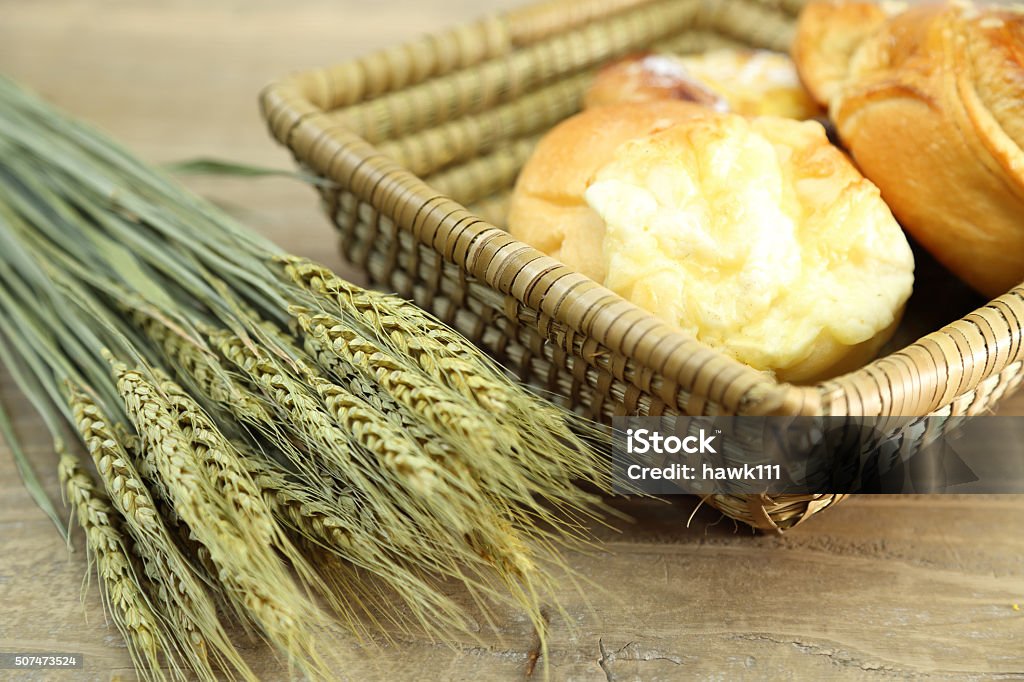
[{"left": 259, "top": 0, "right": 1024, "bottom": 419}]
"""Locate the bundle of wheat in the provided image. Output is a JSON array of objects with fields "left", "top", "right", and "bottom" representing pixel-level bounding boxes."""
[{"left": 0, "top": 76, "right": 610, "bottom": 680}]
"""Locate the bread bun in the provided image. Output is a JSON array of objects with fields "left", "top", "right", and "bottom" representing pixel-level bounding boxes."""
[
  {"left": 507, "top": 101, "right": 706, "bottom": 283},
  {"left": 585, "top": 112, "right": 914, "bottom": 381},
  {"left": 793, "top": 1, "right": 1024, "bottom": 298},
  {"left": 584, "top": 50, "right": 822, "bottom": 120},
  {"left": 509, "top": 103, "right": 914, "bottom": 381},
  {"left": 791, "top": 1, "right": 892, "bottom": 105}
]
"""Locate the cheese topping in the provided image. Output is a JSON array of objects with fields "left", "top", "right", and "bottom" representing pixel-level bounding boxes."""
[{"left": 584, "top": 114, "right": 915, "bottom": 374}]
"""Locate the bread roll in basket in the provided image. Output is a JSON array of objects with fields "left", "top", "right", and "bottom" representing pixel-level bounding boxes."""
[
  {"left": 794, "top": 0, "right": 1024, "bottom": 298},
  {"left": 584, "top": 49, "right": 822, "bottom": 119},
  {"left": 508, "top": 101, "right": 914, "bottom": 382}
]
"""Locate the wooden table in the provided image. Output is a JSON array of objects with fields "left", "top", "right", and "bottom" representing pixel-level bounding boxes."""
[{"left": 1, "top": 1, "right": 1023, "bottom": 679}]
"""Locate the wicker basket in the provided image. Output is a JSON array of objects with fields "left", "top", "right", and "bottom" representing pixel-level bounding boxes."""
[{"left": 260, "top": 0, "right": 1024, "bottom": 533}]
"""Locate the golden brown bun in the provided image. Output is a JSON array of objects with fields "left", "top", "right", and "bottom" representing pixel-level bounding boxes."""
[
  {"left": 509, "top": 102, "right": 914, "bottom": 382},
  {"left": 584, "top": 50, "right": 823, "bottom": 119},
  {"left": 507, "top": 101, "right": 706, "bottom": 282},
  {"left": 791, "top": 1, "right": 891, "bottom": 105},
  {"left": 793, "top": 1, "right": 1024, "bottom": 298}
]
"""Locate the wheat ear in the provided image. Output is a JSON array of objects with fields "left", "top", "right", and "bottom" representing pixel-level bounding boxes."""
[
  {"left": 290, "top": 308, "right": 557, "bottom": 516},
  {"left": 283, "top": 257, "right": 609, "bottom": 497},
  {"left": 206, "top": 327, "right": 462, "bottom": 543},
  {"left": 110, "top": 357, "right": 337, "bottom": 679},
  {"left": 132, "top": 312, "right": 272, "bottom": 423},
  {"left": 155, "top": 374, "right": 375, "bottom": 626},
  {"left": 240, "top": 451, "right": 473, "bottom": 638},
  {"left": 65, "top": 383, "right": 255, "bottom": 682},
  {"left": 59, "top": 452, "right": 175, "bottom": 682},
  {"left": 207, "top": 325, "right": 550, "bottom": 618}
]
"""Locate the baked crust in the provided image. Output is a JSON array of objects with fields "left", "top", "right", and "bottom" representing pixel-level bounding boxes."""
[
  {"left": 584, "top": 50, "right": 822, "bottom": 119},
  {"left": 793, "top": 0, "right": 1024, "bottom": 297},
  {"left": 507, "top": 101, "right": 706, "bottom": 283}
]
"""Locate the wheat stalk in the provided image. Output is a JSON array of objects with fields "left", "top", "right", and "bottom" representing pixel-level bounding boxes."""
[
  {"left": 58, "top": 452, "right": 176, "bottom": 682},
  {"left": 283, "top": 257, "right": 512, "bottom": 411},
  {"left": 207, "top": 327, "right": 440, "bottom": 525},
  {"left": 238, "top": 451, "right": 475, "bottom": 637},
  {"left": 291, "top": 307, "right": 506, "bottom": 452},
  {"left": 111, "top": 357, "right": 339, "bottom": 678},
  {"left": 0, "top": 76, "right": 614, "bottom": 679},
  {"left": 290, "top": 307, "right": 580, "bottom": 528},
  {"left": 104, "top": 445, "right": 239, "bottom": 638},
  {"left": 156, "top": 376, "right": 280, "bottom": 542},
  {"left": 133, "top": 311, "right": 272, "bottom": 425},
  {"left": 312, "top": 355, "right": 481, "bottom": 486},
  {"left": 207, "top": 323, "right": 565, "bottom": 626},
  {"left": 304, "top": 372, "right": 450, "bottom": 497},
  {"left": 154, "top": 373, "right": 382, "bottom": 629},
  {"left": 283, "top": 256, "right": 608, "bottom": 495},
  {"left": 207, "top": 325, "right": 528, "bottom": 577},
  {"left": 65, "top": 382, "right": 255, "bottom": 682},
  {"left": 289, "top": 310, "right": 590, "bottom": 644}
]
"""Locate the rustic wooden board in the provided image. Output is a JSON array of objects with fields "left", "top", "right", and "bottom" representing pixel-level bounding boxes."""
[{"left": 1, "top": 1, "right": 1023, "bottom": 680}]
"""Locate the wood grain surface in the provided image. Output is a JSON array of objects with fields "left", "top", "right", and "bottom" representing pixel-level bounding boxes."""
[{"left": 1, "top": 1, "right": 1023, "bottom": 680}]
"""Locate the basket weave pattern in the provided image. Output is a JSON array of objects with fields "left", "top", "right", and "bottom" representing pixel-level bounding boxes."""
[{"left": 261, "top": 0, "right": 1024, "bottom": 532}]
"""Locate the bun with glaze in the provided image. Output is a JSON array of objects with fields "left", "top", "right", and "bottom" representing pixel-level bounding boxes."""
[
  {"left": 508, "top": 103, "right": 915, "bottom": 381},
  {"left": 584, "top": 49, "right": 822, "bottom": 120},
  {"left": 793, "top": 0, "right": 1024, "bottom": 298}
]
